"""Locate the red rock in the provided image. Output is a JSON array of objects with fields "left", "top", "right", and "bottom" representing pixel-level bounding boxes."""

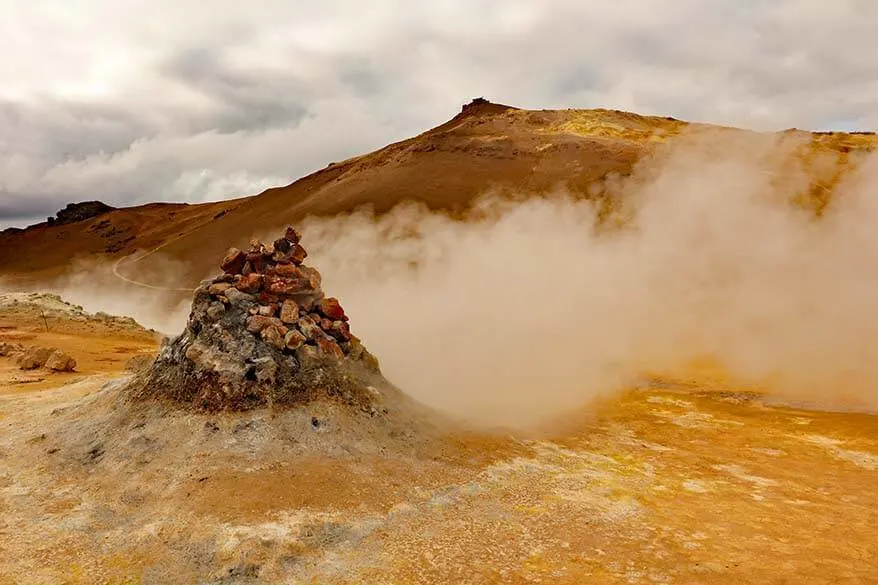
[
  {"left": 319, "top": 317, "right": 333, "bottom": 331},
  {"left": 298, "top": 295, "right": 318, "bottom": 313},
  {"left": 279, "top": 300, "right": 299, "bottom": 324},
  {"left": 208, "top": 282, "right": 232, "bottom": 296},
  {"left": 221, "top": 248, "right": 246, "bottom": 274},
  {"left": 291, "top": 244, "right": 308, "bottom": 265},
  {"left": 284, "top": 329, "right": 307, "bottom": 350},
  {"left": 235, "top": 273, "right": 263, "bottom": 293},
  {"left": 296, "top": 344, "right": 319, "bottom": 361},
  {"left": 258, "top": 304, "right": 277, "bottom": 317},
  {"left": 260, "top": 325, "right": 287, "bottom": 350},
  {"left": 329, "top": 320, "right": 352, "bottom": 342},
  {"left": 265, "top": 276, "right": 309, "bottom": 296},
  {"left": 275, "top": 264, "right": 303, "bottom": 278},
  {"left": 273, "top": 237, "right": 292, "bottom": 254},
  {"left": 245, "top": 252, "right": 265, "bottom": 273},
  {"left": 315, "top": 337, "right": 344, "bottom": 360},
  {"left": 297, "top": 315, "right": 323, "bottom": 340},
  {"left": 317, "top": 297, "right": 346, "bottom": 321},
  {"left": 300, "top": 266, "right": 322, "bottom": 289},
  {"left": 246, "top": 315, "right": 283, "bottom": 333},
  {"left": 257, "top": 291, "right": 281, "bottom": 305},
  {"left": 284, "top": 226, "right": 302, "bottom": 244}
]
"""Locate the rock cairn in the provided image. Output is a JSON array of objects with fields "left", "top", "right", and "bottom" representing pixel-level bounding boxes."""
[{"left": 134, "top": 226, "right": 381, "bottom": 411}]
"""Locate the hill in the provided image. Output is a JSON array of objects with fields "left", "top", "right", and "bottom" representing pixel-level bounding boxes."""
[{"left": 1, "top": 99, "right": 875, "bottom": 288}]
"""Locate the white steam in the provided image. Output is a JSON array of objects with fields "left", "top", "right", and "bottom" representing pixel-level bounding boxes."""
[
  {"left": 298, "top": 130, "right": 878, "bottom": 425},
  {"left": 5, "top": 128, "right": 878, "bottom": 427}
]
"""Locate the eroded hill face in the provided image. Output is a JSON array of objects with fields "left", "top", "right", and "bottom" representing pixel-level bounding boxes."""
[{"left": 4, "top": 100, "right": 873, "bottom": 289}]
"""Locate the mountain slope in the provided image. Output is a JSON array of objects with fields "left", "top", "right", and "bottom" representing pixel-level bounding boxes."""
[{"left": 1, "top": 99, "right": 874, "bottom": 288}]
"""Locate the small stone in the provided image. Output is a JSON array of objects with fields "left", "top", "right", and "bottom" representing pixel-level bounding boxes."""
[
  {"left": 284, "top": 226, "right": 302, "bottom": 244},
  {"left": 346, "top": 336, "right": 365, "bottom": 360},
  {"left": 206, "top": 301, "right": 226, "bottom": 320},
  {"left": 284, "top": 329, "right": 307, "bottom": 350},
  {"left": 0, "top": 341, "right": 24, "bottom": 357},
  {"left": 317, "top": 297, "right": 346, "bottom": 321},
  {"left": 272, "top": 249, "right": 292, "bottom": 264},
  {"left": 257, "top": 291, "right": 281, "bottom": 305},
  {"left": 246, "top": 315, "right": 281, "bottom": 334},
  {"left": 223, "top": 288, "right": 255, "bottom": 306},
  {"left": 274, "top": 264, "right": 303, "bottom": 278},
  {"left": 185, "top": 344, "right": 203, "bottom": 362},
  {"left": 208, "top": 282, "right": 232, "bottom": 296},
  {"left": 300, "top": 266, "right": 322, "bottom": 289},
  {"left": 273, "top": 238, "right": 292, "bottom": 254},
  {"left": 298, "top": 294, "right": 321, "bottom": 313},
  {"left": 315, "top": 337, "right": 344, "bottom": 359},
  {"left": 16, "top": 346, "right": 55, "bottom": 370},
  {"left": 279, "top": 301, "right": 299, "bottom": 324},
  {"left": 235, "top": 273, "right": 263, "bottom": 294},
  {"left": 260, "top": 325, "right": 286, "bottom": 350},
  {"left": 45, "top": 350, "right": 77, "bottom": 372},
  {"left": 291, "top": 244, "right": 308, "bottom": 265},
  {"left": 296, "top": 344, "right": 319, "bottom": 362},
  {"left": 329, "top": 320, "right": 352, "bottom": 342},
  {"left": 265, "top": 276, "right": 309, "bottom": 296},
  {"left": 297, "top": 315, "right": 323, "bottom": 340},
  {"left": 221, "top": 248, "right": 247, "bottom": 274},
  {"left": 258, "top": 304, "right": 276, "bottom": 317},
  {"left": 245, "top": 251, "right": 265, "bottom": 273}
]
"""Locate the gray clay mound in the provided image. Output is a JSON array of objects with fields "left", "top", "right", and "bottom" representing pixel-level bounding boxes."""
[{"left": 127, "top": 226, "right": 423, "bottom": 422}]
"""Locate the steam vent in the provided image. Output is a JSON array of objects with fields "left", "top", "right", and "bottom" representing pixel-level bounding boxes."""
[{"left": 132, "top": 226, "right": 382, "bottom": 411}]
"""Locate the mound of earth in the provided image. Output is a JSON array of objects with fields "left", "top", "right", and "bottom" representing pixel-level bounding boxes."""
[{"left": 130, "top": 226, "right": 388, "bottom": 412}]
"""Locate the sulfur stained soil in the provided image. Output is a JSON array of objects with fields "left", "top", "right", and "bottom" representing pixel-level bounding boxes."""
[{"left": 0, "top": 299, "right": 875, "bottom": 584}]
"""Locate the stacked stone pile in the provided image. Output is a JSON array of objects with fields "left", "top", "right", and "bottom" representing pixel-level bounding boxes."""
[
  {"left": 212, "top": 226, "right": 364, "bottom": 361},
  {"left": 135, "top": 226, "right": 381, "bottom": 411}
]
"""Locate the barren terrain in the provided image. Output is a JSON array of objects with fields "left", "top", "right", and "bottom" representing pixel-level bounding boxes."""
[
  {"left": 1, "top": 102, "right": 877, "bottom": 583},
  {"left": 0, "top": 297, "right": 874, "bottom": 583}
]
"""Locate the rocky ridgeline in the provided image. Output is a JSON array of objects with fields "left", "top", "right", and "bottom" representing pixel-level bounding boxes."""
[{"left": 134, "top": 226, "right": 381, "bottom": 411}]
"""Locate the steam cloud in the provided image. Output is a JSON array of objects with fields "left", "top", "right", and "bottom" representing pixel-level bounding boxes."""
[
  {"left": 297, "top": 129, "right": 878, "bottom": 426},
  {"left": 5, "top": 127, "right": 878, "bottom": 427}
]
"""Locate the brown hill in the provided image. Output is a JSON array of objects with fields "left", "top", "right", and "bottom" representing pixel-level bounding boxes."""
[{"left": 1, "top": 99, "right": 874, "bottom": 288}]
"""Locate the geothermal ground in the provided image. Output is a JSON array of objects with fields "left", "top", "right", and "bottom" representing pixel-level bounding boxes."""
[
  {"left": 1, "top": 103, "right": 877, "bottom": 583},
  {"left": 0, "top": 293, "right": 875, "bottom": 584}
]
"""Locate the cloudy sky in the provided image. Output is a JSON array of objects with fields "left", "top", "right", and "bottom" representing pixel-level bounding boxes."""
[{"left": 1, "top": 0, "right": 877, "bottom": 228}]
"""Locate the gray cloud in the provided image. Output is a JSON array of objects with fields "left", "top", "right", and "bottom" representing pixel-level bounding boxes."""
[{"left": 1, "top": 0, "right": 877, "bottom": 227}]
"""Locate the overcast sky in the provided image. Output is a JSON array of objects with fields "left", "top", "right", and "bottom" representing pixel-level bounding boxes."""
[{"left": 1, "top": 0, "right": 877, "bottom": 228}]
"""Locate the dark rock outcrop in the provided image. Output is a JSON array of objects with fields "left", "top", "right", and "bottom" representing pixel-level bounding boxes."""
[{"left": 50, "top": 201, "right": 115, "bottom": 226}]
